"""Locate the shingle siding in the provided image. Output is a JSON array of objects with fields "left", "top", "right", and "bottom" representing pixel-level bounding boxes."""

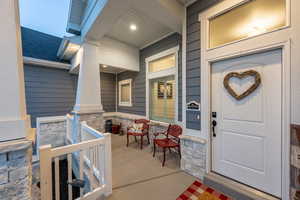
[
  {"left": 186, "top": 0, "right": 222, "bottom": 130},
  {"left": 117, "top": 33, "right": 182, "bottom": 121},
  {"left": 24, "top": 65, "right": 77, "bottom": 127},
  {"left": 100, "top": 72, "right": 116, "bottom": 112}
]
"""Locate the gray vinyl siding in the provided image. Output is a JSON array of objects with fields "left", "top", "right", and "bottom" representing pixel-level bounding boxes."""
[
  {"left": 100, "top": 72, "right": 116, "bottom": 112},
  {"left": 24, "top": 65, "right": 77, "bottom": 127},
  {"left": 117, "top": 33, "right": 182, "bottom": 121},
  {"left": 186, "top": 0, "right": 222, "bottom": 130}
]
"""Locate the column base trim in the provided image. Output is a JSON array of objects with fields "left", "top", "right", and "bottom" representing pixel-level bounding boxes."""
[
  {"left": 0, "top": 115, "right": 31, "bottom": 142},
  {"left": 72, "top": 104, "right": 104, "bottom": 114}
]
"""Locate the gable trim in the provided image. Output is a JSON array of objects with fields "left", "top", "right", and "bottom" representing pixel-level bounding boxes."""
[{"left": 23, "top": 56, "right": 71, "bottom": 70}]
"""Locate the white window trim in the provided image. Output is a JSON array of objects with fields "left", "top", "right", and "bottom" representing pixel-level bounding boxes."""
[
  {"left": 145, "top": 46, "right": 180, "bottom": 123},
  {"left": 118, "top": 79, "right": 132, "bottom": 107}
]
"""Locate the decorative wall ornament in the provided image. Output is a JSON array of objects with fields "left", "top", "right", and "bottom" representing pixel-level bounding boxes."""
[
  {"left": 223, "top": 70, "right": 261, "bottom": 100},
  {"left": 186, "top": 101, "right": 200, "bottom": 111}
]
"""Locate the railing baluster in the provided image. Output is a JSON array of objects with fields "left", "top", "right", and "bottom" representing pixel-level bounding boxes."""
[
  {"left": 79, "top": 150, "right": 84, "bottom": 197},
  {"left": 93, "top": 146, "right": 96, "bottom": 173},
  {"left": 54, "top": 157, "right": 60, "bottom": 200},
  {"left": 96, "top": 145, "right": 100, "bottom": 171},
  {"left": 67, "top": 154, "right": 73, "bottom": 200},
  {"left": 89, "top": 147, "right": 94, "bottom": 191}
]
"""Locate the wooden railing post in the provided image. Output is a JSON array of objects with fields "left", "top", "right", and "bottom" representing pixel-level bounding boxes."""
[
  {"left": 103, "top": 133, "right": 112, "bottom": 196},
  {"left": 39, "top": 145, "right": 53, "bottom": 200}
]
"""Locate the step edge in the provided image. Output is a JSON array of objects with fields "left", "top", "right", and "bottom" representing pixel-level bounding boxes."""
[{"left": 204, "top": 173, "right": 280, "bottom": 200}]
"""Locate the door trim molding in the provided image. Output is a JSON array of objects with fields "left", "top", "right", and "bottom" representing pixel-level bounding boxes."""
[{"left": 199, "top": 0, "right": 291, "bottom": 198}]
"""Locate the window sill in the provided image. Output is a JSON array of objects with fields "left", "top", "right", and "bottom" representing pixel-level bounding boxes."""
[{"left": 118, "top": 103, "right": 132, "bottom": 107}]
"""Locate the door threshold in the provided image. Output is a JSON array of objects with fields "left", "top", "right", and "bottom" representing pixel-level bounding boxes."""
[{"left": 204, "top": 172, "right": 281, "bottom": 200}]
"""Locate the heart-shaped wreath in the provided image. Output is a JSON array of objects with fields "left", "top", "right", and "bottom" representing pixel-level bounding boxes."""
[{"left": 223, "top": 70, "right": 261, "bottom": 100}]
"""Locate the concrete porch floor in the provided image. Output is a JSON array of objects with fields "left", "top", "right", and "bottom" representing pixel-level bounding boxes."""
[{"left": 108, "top": 134, "right": 196, "bottom": 200}]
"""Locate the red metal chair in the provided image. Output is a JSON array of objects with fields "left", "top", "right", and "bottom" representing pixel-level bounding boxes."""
[
  {"left": 153, "top": 124, "right": 182, "bottom": 167},
  {"left": 126, "top": 119, "right": 150, "bottom": 149}
]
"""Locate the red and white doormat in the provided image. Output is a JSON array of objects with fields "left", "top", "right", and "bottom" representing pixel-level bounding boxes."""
[{"left": 177, "top": 181, "right": 232, "bottom": 200}]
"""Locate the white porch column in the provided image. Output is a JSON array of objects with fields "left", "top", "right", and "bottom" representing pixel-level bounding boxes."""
[
  {"left": 0, "top": 0, "right": 30, "bottom": 141},
  {"left": 0, "top": 1, "right": 32, "bottom": 199},
  {"left": 72, "top": 42, "right": 104, "bottom": 138},
  {"left": 73, "top": 42, "right": 103, "bottom": 113}
]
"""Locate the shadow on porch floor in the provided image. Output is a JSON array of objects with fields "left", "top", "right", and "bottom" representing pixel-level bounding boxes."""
[{"left": 108, "top": 134, "right": 196, "bottom": 200}]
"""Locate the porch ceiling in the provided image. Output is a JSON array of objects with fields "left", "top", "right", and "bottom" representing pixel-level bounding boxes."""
[
  {"left": 106, "top": 9, "right": 173, "bottom": 48},
  {"left": 86, "top": 0, "right": 184, "bottom": 49}
]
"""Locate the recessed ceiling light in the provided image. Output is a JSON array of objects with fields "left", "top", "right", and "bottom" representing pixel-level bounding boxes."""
[
  {"left": 130, "top": 24, "right": 137, "bottom": 31},
  {"left": 102, "top": 65, "right": 108, "bottom": 68}
]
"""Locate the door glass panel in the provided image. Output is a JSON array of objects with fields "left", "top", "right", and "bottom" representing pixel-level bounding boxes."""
[
  {"left": 150, "top": 76, "right": 175, "bottom": 123},
  {"left": 149, "top": 54, "right": 175, "bottom": 73},
  {"left": 209, "top": 0, "right": 286, "bottom": 48}
]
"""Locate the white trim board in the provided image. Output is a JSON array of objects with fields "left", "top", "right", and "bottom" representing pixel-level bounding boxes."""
[
  {"left": 145, "top": 46, "right": 180, "bottom": 124},
  {"left": 198, "top": 0, "right": 291, "bottom": 199},
  {"left": 181, "top": 6, "right": 188, "bottom": 136},
  {"left": 23, "top": 56, "right": 71, "bottom": 70}
]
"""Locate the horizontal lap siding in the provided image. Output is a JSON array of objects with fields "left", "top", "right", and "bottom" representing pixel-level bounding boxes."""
[
  {"left": 100, "top": 72, "right": 116, "bottom": 112},
  {"left": 117, "top": 33, "right": 182, "bottom": 120},
  {"left": 24, "top": 65, "right": 77, "bottom": 127},
  {"left": 186, "top": 0, "right": 222, "bottom": 130}
]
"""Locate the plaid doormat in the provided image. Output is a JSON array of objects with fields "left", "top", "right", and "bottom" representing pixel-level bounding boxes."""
[{"left": 177, "top": 181, "right": 232, "bottom": 200}]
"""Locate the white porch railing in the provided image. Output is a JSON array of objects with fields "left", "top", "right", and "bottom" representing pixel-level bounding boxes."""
[{"left": 39, "top": 120, "right": 112, "bottom": 200}]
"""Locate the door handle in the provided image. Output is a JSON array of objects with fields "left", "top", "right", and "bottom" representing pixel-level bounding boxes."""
[{"left": 212, "top": 120, "right": 217, "bottom": 137}]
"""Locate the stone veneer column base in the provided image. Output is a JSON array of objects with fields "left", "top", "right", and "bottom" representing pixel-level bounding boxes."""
[
  {"left": 0, "top": 139, "right": 32, "bottom": 200},
  {"left": 180, "top": 135, "right": 207, "bottom": 180},
  {"left": 72, "top": 111, "right": 105, "bottom": 142}
]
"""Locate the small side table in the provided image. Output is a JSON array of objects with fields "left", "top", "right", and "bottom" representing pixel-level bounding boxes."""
[{"left": 112, "top": 123, "right": 121, "bottom": 134}]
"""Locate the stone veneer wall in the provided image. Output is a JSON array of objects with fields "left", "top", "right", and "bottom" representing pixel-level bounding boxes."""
[
  {"left": 103, "top": 113, "right": 169, "bottom": 145},
  {"left": 180, "top": 136, "right": 206, "bottom": 180},
  {"left": 291, "top": 124, "right": 300, "bottom": 199},
  {"left": 74, "top": 112, "right": 105, "bottom": 132},
  {"left": 0, "top": 140, "right": 32, "bottom": 200},
  {"left": 37, "top": 116, "right": 67, "bottom": 151},
  {"left": 73, "top": 112, "right": 105, "bottom": 143}
]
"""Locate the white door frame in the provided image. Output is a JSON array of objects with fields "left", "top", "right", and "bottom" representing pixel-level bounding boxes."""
[{"left": 198, "top": 0, "right": 291, "bottom": 199}]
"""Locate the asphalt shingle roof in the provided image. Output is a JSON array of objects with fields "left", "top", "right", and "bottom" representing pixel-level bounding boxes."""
[{"left": 21, "top": 27, "right": 65, "bottom": 63}]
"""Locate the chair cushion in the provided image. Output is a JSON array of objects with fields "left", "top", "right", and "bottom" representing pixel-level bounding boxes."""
[
  {"left": 129, "top": 123, "right": 143, "bottom": 133},
  {"left": 154, "top": 138, "right": 179, "bottom": 148}
]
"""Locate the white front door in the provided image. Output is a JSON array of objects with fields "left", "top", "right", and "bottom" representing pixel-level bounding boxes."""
[{"left": 211, "top": 49, "right": 282, "bottom": 197}]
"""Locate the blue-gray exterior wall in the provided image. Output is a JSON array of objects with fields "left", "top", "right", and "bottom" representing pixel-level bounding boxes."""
[
  {"left": 24, "top": 65, "right": 77, "bottom": 127},
  {"left": 100, "top": 72, "right": 116, "bottom": 112},
  {"left": 117, "top": 33, "right": 182, "bottom": 121},
  {"left": 186, "top": 0, "right": 222, "bottom": 130},
  {"left": 24, "top": 66, "right": 116, "bottom": 128}
]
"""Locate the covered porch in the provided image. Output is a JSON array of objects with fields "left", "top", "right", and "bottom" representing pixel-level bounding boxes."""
[{"left": 33, "top": 0, "right": 197, "bottom": 199}]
